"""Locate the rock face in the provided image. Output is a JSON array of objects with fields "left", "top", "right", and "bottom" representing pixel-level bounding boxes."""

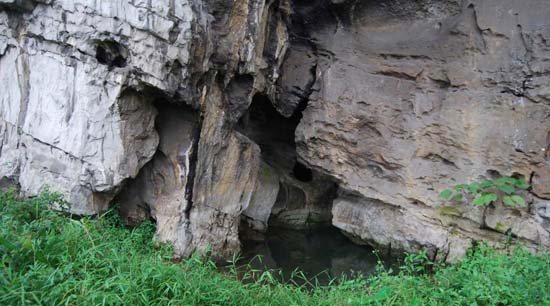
[
  {"left": 293, "top": 0, "right": 550, "bottom": 260},
  {"left": 1, "top": 0, "right": 549, "bottom": 261}
]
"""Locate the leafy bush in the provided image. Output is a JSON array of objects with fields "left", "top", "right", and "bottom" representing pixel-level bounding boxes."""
[
  {"left": 0, "top": 191, "right": 548, "bottom": 305},
  {"left": 439, "top": 176, "right": 529, "bottom": 207}
]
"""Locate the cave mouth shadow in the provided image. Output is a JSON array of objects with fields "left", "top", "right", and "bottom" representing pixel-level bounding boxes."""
[
  {"left": 236, "top": 92, "right": 317, "bottom": 190},
  {"left": 236, "top": 93, "right": 303, "bottom": 171}
]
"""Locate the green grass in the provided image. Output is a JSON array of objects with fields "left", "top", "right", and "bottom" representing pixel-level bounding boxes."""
[{"left": 0, "top": 190, "right": 549, "bottom": 305}]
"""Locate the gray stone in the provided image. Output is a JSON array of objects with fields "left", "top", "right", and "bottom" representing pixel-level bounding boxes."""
[
  {"left": 332, "top": 192, "right": 455, "bottom": 261},
  {"left": 242, "top": 162, "right": 280, "bottom": 234}
]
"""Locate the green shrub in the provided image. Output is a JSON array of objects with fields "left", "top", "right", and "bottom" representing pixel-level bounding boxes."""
[{"left": 439, "top": 176, "right": 529, "bottom": 207}]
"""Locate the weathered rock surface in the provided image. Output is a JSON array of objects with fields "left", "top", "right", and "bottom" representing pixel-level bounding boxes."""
[
  {"left": 0, "top": 0, "right": 198, "bottom": 214},
  {"left": 1, "top": 0, "right": 549, "bottom": 261},
  {"left": 294, "top": 0, "right": 550, "bottom": 259}
]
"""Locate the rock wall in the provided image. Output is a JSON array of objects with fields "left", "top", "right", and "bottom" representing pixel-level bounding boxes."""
[
  {"left": 1, "top": 0, "right": 549, "bottom": 261},
  {"left": 292, "top": 0, "right": 550, "bottom": 261}
]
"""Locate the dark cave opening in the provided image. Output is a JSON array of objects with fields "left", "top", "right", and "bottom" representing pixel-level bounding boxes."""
[
  {"left": 293, "top": 161, "right": 313, "bottom": 182},
  {"left": 237, "top": 93, "right": 342, "bottom": 275},
  {"left": 237, "top": 93, "right": 300, "bottom": 169}
]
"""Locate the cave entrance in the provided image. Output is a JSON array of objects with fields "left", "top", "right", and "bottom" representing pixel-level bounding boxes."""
[
  {"left": 237, "top": 93, "right": 337, "bottom": 237},
  {"left": 236, "top": 94, "right": 393, "bottom": 282}
]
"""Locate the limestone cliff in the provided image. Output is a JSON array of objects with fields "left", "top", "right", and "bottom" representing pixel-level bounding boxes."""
[{"left": 0, "top": 0, "right": 549, "bottom": 262}]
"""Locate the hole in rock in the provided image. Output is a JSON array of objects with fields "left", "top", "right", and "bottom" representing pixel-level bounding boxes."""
[
  {"left": 95, "top": 40, "right": 128, "bottom": 68},
  {"left": 485, "top": 169, "right": 501, "bottom": 179},
  {"left": 293, "top": 161, "right": 313, "bottom": 182}
]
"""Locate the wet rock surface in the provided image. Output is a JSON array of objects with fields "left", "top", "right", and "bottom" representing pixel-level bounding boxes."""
[{"left": 1, "top": 0, "right": 549, "bottom": 261}]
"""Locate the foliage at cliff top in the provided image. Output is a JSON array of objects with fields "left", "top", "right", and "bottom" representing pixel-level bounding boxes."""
[{"left": 0, "top": 190, "right": 548, "bottom": 305}]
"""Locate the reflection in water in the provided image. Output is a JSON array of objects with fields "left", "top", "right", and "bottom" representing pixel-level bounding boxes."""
[{"left": 240, "top": 227, "right": 397, "bottom": 284}]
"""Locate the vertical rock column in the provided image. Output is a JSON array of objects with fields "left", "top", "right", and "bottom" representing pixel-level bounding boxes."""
[{"left": 188, "top": 84, "right": 263, "bottom": 258}]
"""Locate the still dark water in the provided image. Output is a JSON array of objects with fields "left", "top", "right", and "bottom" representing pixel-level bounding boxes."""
[{"left": 239, "top": 227, "right": 398, "bottom": 285}]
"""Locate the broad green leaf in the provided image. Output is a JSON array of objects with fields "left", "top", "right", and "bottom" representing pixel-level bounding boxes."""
[
  {"left": 498, "top": 184, "right": 515, "bottom": 194},
  {"left": 514, "top": 179, "right": 530, "bottom": 190},
  {"left": 496, "top": 176, "right": 515, "bottom": 186},
  {"left": 466, "top": 183, "right": 480, "bottom": 194},
  {"left": 479, "top": 180, "right": 494, "bottom": 189},
  {"left": 439, "top": 189, "right": 453, "bottom": 199},
  {"left": 503, "top": 196, "right": 515, "bottom": 206},
  {"left": 484, "top": 192, "right": 498, "bottom": 202},
  {"left": 451, "top": 193, "right": 463, "bottom": 202},
  {"left": 474, "top": 193, "right": 497, "bottom": 206},
  {"left": 453, "top": 184, "right": 466, "bottom": 191},
  {"left": 473, "top": 195, "right": 486, "bottom": 206},
  {"left": 504, "top": 176, "right": 516, "bottom": 184},
  {"left": 511, "top": 195, "right": 526, "bottom": 207}
]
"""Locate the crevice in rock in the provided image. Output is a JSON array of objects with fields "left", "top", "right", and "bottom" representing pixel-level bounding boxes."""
[
  {"left": 237, "top": 93, "right": 298, "bottom": 165},
  {"left": 372, "top": 70, "right": 418, "bottom": 82},
  {"left": 501, "top": 76, "right": 534, "bottom": 98},
  {"left": 184, "top": 114, "right": 202, "bottom": 220},
  {"left": 237, "top": 0, "right": 347, "bottom": 247},
  {"left": 0, "top": 177, "right": 20, "bottom": 192},
  {"left": 168, "top": 21, "right": 181, "bottom": 44},
  {"left": 5, "top": 9, "right": 29, "bottom": 39},
  {"left": 422, "top": 153, "right": 458, "bottom": 169}
]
